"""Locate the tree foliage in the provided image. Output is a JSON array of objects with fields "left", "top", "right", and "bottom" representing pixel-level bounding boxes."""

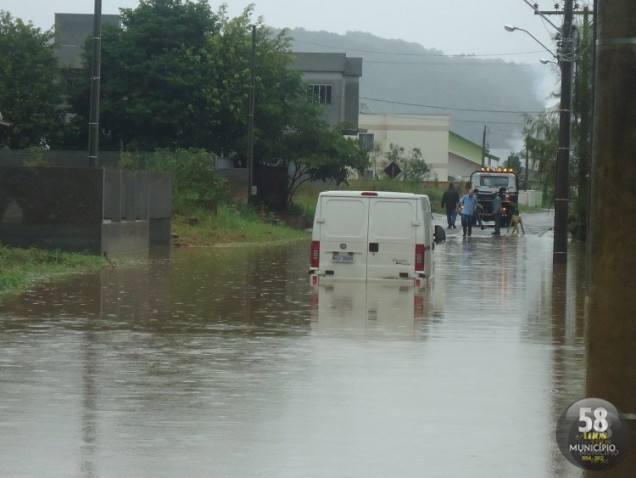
[
  {"left": 503, "top": 153, "right": 522, "bottom": 174},
  {"left": 65, "top": 1, "right": 309, "bottom": 157},
  {"left": 0, "top": 12, "right": 67, "bottom": 149},
  {"left": 121, "top": 149, "right": 226, "bottom": 213},
  {"left": 65, "top": 0, "right": 220, "bottom": 150},
  {"left": 524, "top": 110, "right": 559, "bottom": 203},
  {"left": 269, "top": 102, "right": 368, "bottom": 206},
  {"left": 61, "top": 0, "right": 362, "bottom": 209},
  {"left": 384, "top": 143, "right": 430, "bottom": 181}
]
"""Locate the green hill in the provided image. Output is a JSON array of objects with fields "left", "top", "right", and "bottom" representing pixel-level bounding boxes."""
[{"left": 288, "top": 28, "right": 549, "bottom": 152}]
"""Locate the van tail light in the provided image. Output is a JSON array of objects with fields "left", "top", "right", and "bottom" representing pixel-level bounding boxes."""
[
  {"left": 311, "top": 241, "right": 320, "bottom": 268},
  {"left": 415, "top": 244, "right": 425, "bottom": 272}
]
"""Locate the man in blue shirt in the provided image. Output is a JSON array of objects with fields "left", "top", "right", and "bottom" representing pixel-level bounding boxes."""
[{"left": 459, "top": 188, "right": 478, "bottom": 237}]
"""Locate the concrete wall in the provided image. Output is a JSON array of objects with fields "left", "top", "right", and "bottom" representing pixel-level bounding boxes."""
[
  {"left": 517, "top": 190, "right": 543, "bottom": 207},
  {"left": 0, "top": 167, "right": 172, "bottom": 256},
  {"left": 0, "top": 150, "right": 121, "bottom": 168},
  {"left": 0, "top": 167, "right": 104, "bottom": 253}
]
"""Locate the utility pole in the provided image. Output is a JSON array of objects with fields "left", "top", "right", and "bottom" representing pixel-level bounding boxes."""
[
  {"left": 481, "top": 125, "right": 487, "bottom": 167},
  {"left": 524, "top": 146, "right": 529, "bottom": 190},
  {"left": 553, "top": 0, "right": 574, "bottom": 264},
  {"left": 585, "top": 0, "right": 636, "bottom": 475},
  {"left": 87, "top": 0, "right": 102, "bottom": 168},
  {"left": 246, "top": 25, "right": 256, "bottom": 204}
]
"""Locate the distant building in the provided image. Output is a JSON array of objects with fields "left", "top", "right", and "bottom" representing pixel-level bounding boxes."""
[
  {"left": 448, "top": 132, "right": 484, "bottom": 180},
  {"left": 358, "top": 113, "right": 482, "bottom": 181},
  {"left": 290, "top": 53, "right": 362, "bottom": 134}
]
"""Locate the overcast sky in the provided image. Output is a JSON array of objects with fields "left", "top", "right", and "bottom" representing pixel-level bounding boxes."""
[{"left": 3, "top": 0, "right": 587, "bottom": 66}]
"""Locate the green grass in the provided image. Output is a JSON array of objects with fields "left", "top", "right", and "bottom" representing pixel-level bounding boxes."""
[
  {"left": 0, "top": 245, "right": 104, "bottom": 294},
  {"left": 293, "top": 179, "right": 447, "bottom": 218},
  {"left": 172, "top": 204, "right": 309, "bottom": 246}
]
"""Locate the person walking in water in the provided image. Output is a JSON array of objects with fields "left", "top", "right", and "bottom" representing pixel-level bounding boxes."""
[
  {"left": 472, "top": 188, "right": 485, "bottom": 230},
  {"left": 441, "top": 183, "right": 460, "bottom": 229},
  {"left": 459, "top": 188, "right": 478, "bottom": 237},
  {"left": 492, "top": 188, "right": 504, "bottom": 236}
]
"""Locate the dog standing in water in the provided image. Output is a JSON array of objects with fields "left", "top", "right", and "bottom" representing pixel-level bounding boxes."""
[{"left": 507, "top": 206, "right": 525, "bottom": 235}]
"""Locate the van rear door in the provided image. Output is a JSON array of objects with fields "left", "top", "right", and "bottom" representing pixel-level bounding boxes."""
[
  {"left": 318, "top": 195, "right": 369, "bottom": 280},
  {"left": 366, "top": 197, "right": 418, "bottom": 281}
]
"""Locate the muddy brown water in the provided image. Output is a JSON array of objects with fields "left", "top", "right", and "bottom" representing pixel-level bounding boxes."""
[{"left": 0, "top": 212, "right": 586, "bottom": 477}]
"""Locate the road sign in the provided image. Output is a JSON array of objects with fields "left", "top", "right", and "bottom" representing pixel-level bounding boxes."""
[{"left": 384, "top": 161, "right": 401, "bottom": 179}]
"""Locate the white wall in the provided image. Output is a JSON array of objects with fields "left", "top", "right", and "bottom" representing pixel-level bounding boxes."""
[{"left": 358, "top": 114, "right": 450, "bottom": 180}]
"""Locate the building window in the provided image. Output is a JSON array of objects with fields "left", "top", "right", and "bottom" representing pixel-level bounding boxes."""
[
  {"left": 358, "top": 133, "right": 374, "bottom": 149},
  {"left": 307, "top": 84, "right": 332, "bottom": 105}
]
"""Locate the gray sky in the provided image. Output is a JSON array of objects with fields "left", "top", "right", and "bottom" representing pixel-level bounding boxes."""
[{"left": 3, "top": 0, "right": 584, "bottom": 66}]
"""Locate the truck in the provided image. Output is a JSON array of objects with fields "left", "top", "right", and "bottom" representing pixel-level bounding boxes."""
[{"left": 469, "top": 167, "right": 519, "bottom": 227}]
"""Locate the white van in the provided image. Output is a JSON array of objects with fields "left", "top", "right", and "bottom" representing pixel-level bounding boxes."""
[{"left": 309, "top": 191, "right": 446, "bottom": 287}]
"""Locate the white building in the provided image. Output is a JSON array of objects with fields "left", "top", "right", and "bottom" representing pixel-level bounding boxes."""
[{"left": 358, "top": 113, "right": 482, "bottom": 181}]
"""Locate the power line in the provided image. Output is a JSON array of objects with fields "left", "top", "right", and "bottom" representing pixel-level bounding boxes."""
[
  {"left": 292, "top": 40, "right": 549, "bottom": 60},
  {"left": 362, "top": 60, "right": 540, "bottom": 66},
  {"left": 360, "top": 96, "right": 545, "bottom": 114}
]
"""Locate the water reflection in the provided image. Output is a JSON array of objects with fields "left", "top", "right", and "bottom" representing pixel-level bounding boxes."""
[
  {"left": 310, "top": 282, "right": 439, "bottom": 340},
  {"left": 0, "top": 227, "right": 589, "bottom": 477}
]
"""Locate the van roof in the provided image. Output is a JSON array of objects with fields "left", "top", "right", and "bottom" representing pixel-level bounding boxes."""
[{"left": 318, "top": 190, "right": 429, "bottom": 200}]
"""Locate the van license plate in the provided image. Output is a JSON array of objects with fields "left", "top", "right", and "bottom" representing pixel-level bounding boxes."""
[{"left": 331, "top": 253, "right": 354, "bottom": 263}]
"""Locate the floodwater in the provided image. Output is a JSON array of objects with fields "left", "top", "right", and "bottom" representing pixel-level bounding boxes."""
[{"left": 0, "top": 212, "right": 587, "bottom": 477}]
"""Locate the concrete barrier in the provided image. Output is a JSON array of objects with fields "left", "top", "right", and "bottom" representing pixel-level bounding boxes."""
[{"left": 0, "top": 166, "right": 171, "bottom": 257}]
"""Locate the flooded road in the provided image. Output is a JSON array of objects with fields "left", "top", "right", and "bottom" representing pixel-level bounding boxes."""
[{"left": 0, "top": 212, "right": 587, "bottom": 477}]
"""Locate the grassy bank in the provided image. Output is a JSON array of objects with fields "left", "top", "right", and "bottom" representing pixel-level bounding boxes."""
[
  {"left": 0, "top": 245, "right": 104, "bottom": 295},
  {"left": 0, "top": 204, "right": 309, "bottom": 295},
  {"left": 171, "top": 204, "right": 309, "bottom": 246}
]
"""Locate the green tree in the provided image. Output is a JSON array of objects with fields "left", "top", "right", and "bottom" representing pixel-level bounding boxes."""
[
  {"left": 65, "top": 1, "right": 307, "bottom": 158},
  {"left": 270, "top": 103, "right": 368, "bottom": 206},
  {"left": 125, "top": 149, "right": 226, "bottom": 213},
  {"left": 207, "top": 5, "right": 308, "bottom": 160},
  {"left": 0, "top": 12, "right": 67, "bottom": 149},
  {"left": 504, "top": 153, "right": 521, "bottom": 174},
  {"left": 524, "top": 110, "right": 559, "bottom": 204},
  {"left": 65, "top": 0, "right": 220, "bottom": 150},
  {"left": 384, "top": 143, "right": 430, "bottom": 181},
  {"left": 63, "top": 1, "right": 365, "bottom": 210}
]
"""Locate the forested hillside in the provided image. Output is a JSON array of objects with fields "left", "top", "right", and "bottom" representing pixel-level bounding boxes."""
[{"left": 288, "top": 28, "right": 551, "bottom": 152}]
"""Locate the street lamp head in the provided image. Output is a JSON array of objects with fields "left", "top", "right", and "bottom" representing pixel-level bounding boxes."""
[{"left": 504, "top": 23, "right": 558, "bottom": 59}]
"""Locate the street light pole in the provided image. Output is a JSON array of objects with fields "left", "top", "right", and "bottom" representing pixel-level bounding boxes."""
[
  {"left": 504, "top": 2, "right": 574, "bottom": 264},
  {"left": 554, "top": 0, "right": 574, "bottom": 264}
]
